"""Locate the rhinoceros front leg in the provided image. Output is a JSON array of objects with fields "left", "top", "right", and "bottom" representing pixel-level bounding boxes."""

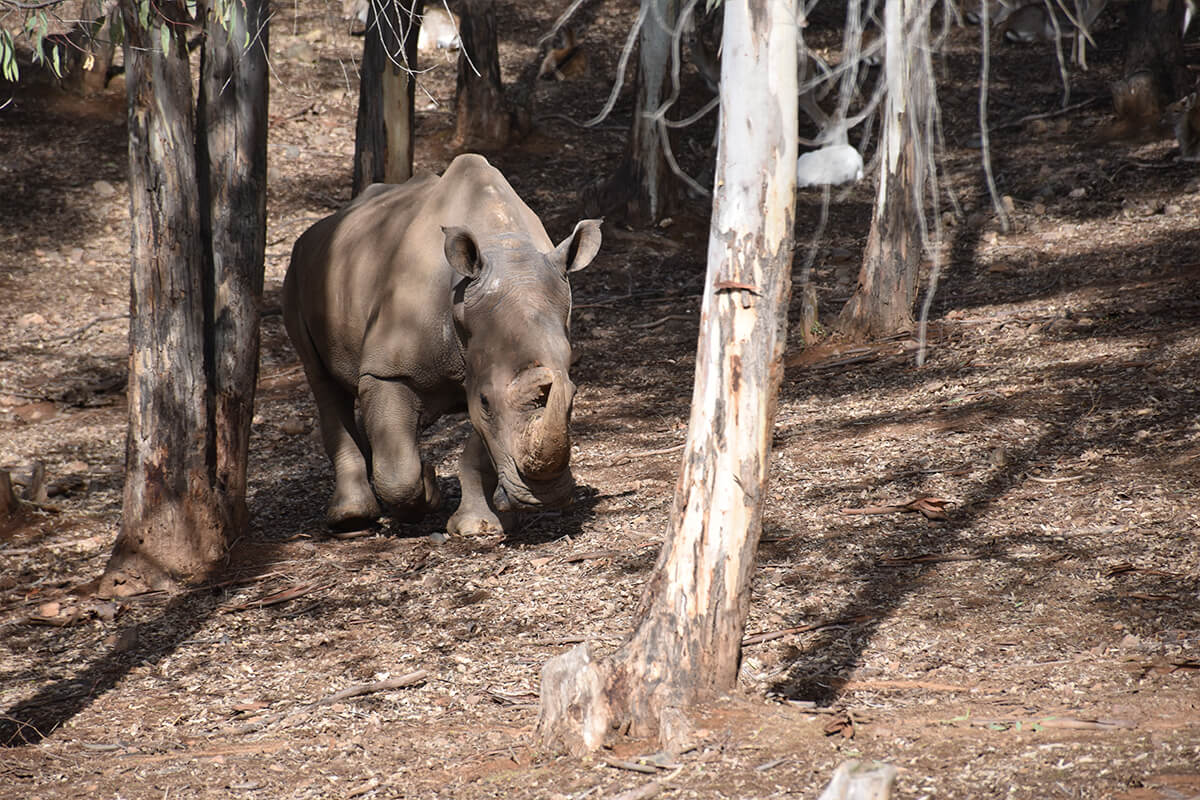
[
  {"left": 358, "top": 375, "right": 441, "bottom": 517},
  {"left": 306, "top": 371, "right": 381, "bottom": 530},
  {"left": 447, "top": 430, "right": 511, "bottom": 537}
]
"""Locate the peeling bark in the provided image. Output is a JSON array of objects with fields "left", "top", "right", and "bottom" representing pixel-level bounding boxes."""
[{"left": 538, "top": 0, "right": 797, "bottom": 753}]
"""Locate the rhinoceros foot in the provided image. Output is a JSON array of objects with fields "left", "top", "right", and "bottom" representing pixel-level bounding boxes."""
[
  {"left": 327, "top": 487, "right": 382, "bottom": 531},
  {"left": 446, "top": 507, "right": 513, "bottom": 538}
]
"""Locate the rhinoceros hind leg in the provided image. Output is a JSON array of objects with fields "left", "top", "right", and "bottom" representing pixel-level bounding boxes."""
[
  {"left": 448, "top": 430, "right": 510, "bottom": 537},
  {"left": 359, "top": 376, "right": 441, "bottom": 515},
  {"left": 295, "top": 356, "right": 378, "bottom": 530}
]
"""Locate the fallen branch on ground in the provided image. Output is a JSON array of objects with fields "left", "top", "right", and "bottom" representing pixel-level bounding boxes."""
[{"left": 840, "top": 496, "right": 951, "bottom": 521}]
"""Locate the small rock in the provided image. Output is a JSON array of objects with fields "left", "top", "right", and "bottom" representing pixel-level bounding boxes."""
[
  {"left": 817, "top": 760, "right": 897, "bottom": 800},
  {"left": 428, "top": 531, "right": 449, "bottom": 545},
  {"left": 284, "top": 145, "right": 300, "bottom": 159},
  {"left": 69, "top": 247, "right": 84, "bottom": 263},
  {"left": 18, "top": 312, "right": 46, "bottom": 328},
  {"left": 1119, "top": 633, "right": 1141, "bottom": 650},
  {"left": 988, "top": 446, "right": 1009, "bottom": 467},
  {"left": 982, "top": 230, "right": 999, "bottom": 246},
  {"left": 827, "top": 246, "right": 854, "bottom": 263},
  {"left": 283, "top": 41, "right": 317, "bottom": 63},
  {"left": 302, "top": 28, "right": 325, "bottom": 43},
  {"left": 1069, "top": 187, "right": 1087, "bottom": 199},
  {"left": 1032, "top": 202, "right": 1046, "bottom": 215},
  {"left": 94, "top": 601, "right": 119, "bottom": 622},
  {"left": 1001, "top": 195, "right": 1015, "bottom": 213},
  {"left": 281, "top": 418, "right": 307, "bottom": 436},
  {"left": 93, "top": 179, "right": 116, "bottom": 197},
  {"left": 64, "top": 460, "right": 89, "bottom": 474},
  {"left": 1027, "top": 322, "right": 1043, "bottom": 335},
  {"left": 941, "top": 211, "right": 956, "bottom": 228},
  {"left": 1028, "top": 119, "right": 1050, "bottom": 135},
  {"left": 13, "top": 401, "right": 57, "bottom": 423},
  {"left": 38, "top": 601, "right": 61, "bottom": 618},
  {"left": 1164, "top": 203, "right": 1182, "bottom": 216}
]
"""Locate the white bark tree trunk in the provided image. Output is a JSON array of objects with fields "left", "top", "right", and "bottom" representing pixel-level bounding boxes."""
[
  {"left": 537, "top": 0, "right": 798, "bottom": 754},
  {"left": 837, "top": 0, "right": 931, "bottom": 340}
]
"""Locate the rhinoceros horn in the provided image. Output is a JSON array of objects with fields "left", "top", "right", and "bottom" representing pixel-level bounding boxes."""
[{"left": 521, "top": 372, "right": 572, "bottom": 480}]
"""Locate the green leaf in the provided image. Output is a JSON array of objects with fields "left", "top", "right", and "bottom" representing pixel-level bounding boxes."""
[
  {"left": 159, "top": 22, "right": 171, "bottom": 56},
  {"left": 139, "top": 0, "right": 151, "bottom": 32},
  {"left": 50, "top": 42, "right": 62, "bottom": 78},
  {"left": 110, "top": 12, "right": 125, "bottom": 47},
  {"left": 0, "top": 30, "right": 18, "bottom": 83}
]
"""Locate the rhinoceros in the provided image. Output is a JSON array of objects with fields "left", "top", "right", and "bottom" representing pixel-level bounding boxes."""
[{"left": 283, "top": 154, "right": 601, "bottom": 534}]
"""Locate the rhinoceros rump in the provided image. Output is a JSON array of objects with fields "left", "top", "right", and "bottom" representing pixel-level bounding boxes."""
[{"left": 283, "top": 154, "right": 601, "bottom": 534}]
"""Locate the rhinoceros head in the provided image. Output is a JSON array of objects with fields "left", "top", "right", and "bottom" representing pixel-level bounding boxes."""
[{"left": 444, "top": 219, "right": 601, "bottom": 512}]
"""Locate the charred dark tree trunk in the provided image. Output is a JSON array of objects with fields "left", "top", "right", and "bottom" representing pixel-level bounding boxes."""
[
  {"left": 102, "top": 0, "right": 269, "bottom": 596},
  {"left": 836, "top": 0, "right": 929, "bottom": 341},
  {"left": 198, "top": 0, "right": 270, "bottom": 536},
  {"left": 353, "top": 0, "right": 423, "bottom": 195},
  {"left": 1109, "top": 0, "right": 1187, "bottom": 138},
  {"left": 538, "top": 0, "right": 798, "bottom": 754},
  {"left": 452, "top": 0, "right": 521, "bottom": 150}
]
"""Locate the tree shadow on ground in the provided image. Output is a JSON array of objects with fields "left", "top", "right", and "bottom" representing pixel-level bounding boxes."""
[{"left": 766, "top": 319, "right": 1200, "bottom": 704}]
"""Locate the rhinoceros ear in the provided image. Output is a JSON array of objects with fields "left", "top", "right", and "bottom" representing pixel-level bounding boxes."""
[
  {"left": 552, "top": 219, "right": 603, "bottom": 274},
  {"left": 443, "top": 226, "right": 482, "bottom": 279}
]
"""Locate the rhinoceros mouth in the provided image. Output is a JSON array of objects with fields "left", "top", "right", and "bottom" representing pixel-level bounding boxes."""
[{"left": 493, "top": 469, "right": 575, "bottom": 512}]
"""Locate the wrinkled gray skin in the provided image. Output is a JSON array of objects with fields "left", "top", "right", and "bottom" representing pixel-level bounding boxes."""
[{"left": 283, "top": 154, "right": 601, "bottom": 534}]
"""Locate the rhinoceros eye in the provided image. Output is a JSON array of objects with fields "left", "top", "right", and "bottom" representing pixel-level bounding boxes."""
[{"left": 478, "top": 393, "right": 491, "bottom": 414}]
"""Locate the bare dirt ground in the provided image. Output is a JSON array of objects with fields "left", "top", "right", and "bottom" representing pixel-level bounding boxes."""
[{"left": 2, "top": 1, "right": 1199, "bottom": 798}]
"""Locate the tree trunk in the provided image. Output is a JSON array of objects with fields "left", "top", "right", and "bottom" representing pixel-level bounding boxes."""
[
  {"left": 836, "top": 0, "right": 928, "bottom": 341},
  {"left": 104, "top": 0, "right": 223, "bottom": 596},
  {"left": 626, "top": 0, "right": 679, "bottom": 224},
  {"left": 58, "top": 0, "right": 115, "bottom": 94},
  {"left": 102, "top": 0, "right": 269, "bottom": 596},
  {"left": 452, "top": 0, "right": 514, "bottom": 150},
  {"left": 582, "top": 0, "right": 680, "bottom": 227},
  {"left": 198, "top": 0, "right": 270, "bottom": 536},
  {"left": 1109, "top": 0, "right": 1187, "bottom": 138},
  {"left": 538, "top": 0, "right": 798, "bottom": 755},
  {"left": 353, "top": 0, "right": 423, "bottom": 195},
  {"left": 0, "top": 470, "right": 20, "bottom": 536}
]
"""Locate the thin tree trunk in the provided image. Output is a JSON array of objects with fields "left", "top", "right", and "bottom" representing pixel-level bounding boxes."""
[
  {"left": 627, "top": 0, "right": 679, "bottom": 223},
  {"left": 583, "top": 0, "right": 680, "bottom": 226},
  {"left": 198, "top": 0, "right": 270, "bottom": 535},
  {"left": 538, "top": 0, "right": 798, "bottom": 754},
  {"left": 836, "top": 0, "right": 928, "bottom": 341},
  {"left": 104, "top": 0, "right": 223, "bottom": 595},
  {"left": 353, "top": 0, "right": 423, "bottom": 195},
  {"left": 452, "top": 0, "right": 512, "bottom": 150}
]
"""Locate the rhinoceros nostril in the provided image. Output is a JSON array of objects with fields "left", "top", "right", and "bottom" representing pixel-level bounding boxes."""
[{"left": 535, "top": 381, "right": 552, "bottom": 408}]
